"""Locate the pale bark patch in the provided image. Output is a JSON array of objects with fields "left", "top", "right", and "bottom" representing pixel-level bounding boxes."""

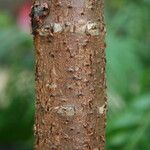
[
  {"left": 37, "top": 21, "right": 100, "bottom": 36},
  {"left": 98, "top": 105, "right": 105, "bottom": 114},
  {"left": 55, "top": 105, "right": 76, "bottom": 117}
]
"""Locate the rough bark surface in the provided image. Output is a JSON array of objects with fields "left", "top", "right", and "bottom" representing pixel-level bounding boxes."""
[{"left": 32, "top": 0, "right": 106, "bottom": 150}]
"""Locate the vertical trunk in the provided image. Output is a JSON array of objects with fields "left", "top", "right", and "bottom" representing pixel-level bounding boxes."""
[{"left": 32, "top": 0, "right": 106, "bottom": 149}]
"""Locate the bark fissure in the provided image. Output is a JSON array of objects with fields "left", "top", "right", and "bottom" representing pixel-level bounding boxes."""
[{"left": 32, "top": 0, "right": 106, "bottom": 149}]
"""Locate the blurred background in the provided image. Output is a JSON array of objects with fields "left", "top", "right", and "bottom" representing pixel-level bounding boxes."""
[{"left": 0, "top": 0, "right": 149, "bottom": 150}]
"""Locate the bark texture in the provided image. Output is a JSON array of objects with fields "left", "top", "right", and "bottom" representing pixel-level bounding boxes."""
[{"left": 32, "top": 0, "right": 106, "bottom": 149}]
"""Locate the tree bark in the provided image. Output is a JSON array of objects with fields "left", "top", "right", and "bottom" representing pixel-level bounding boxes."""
[{"left": 32, "top": 0, "right": 106, "bottom": 149}]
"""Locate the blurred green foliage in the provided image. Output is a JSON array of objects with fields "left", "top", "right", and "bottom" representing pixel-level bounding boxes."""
[
  {"left": 0, "top": 0, "right": 150, "bottom": 149},
  {"left": 106, "top": 0, "right": 150, "bottom": 150},
  {"left": 0, "top": 11, "right": 34, "bottom": 150}
]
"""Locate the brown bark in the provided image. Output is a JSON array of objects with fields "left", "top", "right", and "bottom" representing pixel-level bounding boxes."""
[{"left": 31, "top": 0, "right": 106, "bottom": 149}]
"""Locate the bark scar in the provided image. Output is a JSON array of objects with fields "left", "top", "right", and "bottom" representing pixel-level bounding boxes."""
[{"left": 30, "top": 1, "right": 49, "bottom": 34}]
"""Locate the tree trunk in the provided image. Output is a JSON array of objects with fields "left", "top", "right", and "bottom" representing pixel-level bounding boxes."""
[{"left": 31, "top": 0, "right": 106, "bottom": 149}]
